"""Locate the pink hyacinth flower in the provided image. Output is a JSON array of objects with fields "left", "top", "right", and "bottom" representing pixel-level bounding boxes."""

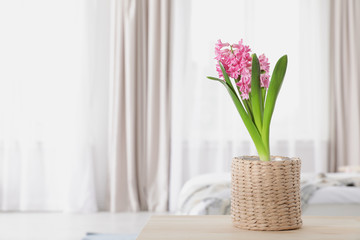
[
  {"left": 214, "top": 39, "right": 271, "bottom": 99},
  {"left": 258, "top": 54, "right": 270, "bottom": 73},
  {"left": 260, "top": 73, "right": 270, "bottom": 88},
  {"left": 258, "top": 54, "right": 270, "bottom": 88}
]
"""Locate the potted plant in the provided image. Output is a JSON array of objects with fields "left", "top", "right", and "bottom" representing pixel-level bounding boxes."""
[{"left": 207, "top": 40, "right": 302, "bottom": 231}]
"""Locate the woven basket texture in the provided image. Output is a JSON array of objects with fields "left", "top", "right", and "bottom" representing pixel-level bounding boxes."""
[{"left": 231, "top": 156, "right": 302, "bottom": 231}]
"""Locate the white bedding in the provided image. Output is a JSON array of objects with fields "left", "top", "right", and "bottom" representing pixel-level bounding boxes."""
[
  {"left": 177, "top": 172, "right": 360, "bottom": 216},
  {"left": 177, "top": 173, "right": 230, "bottom": 215}
]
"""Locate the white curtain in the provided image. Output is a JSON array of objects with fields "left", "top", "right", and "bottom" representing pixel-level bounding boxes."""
[
  {"left": 169, "top": 0, "right": 330, "bottom": 211},
  {"left": 0, "top": 0, "right": 110, "bottom": 212},
  {"left": 329, "top": 0, "right": 360, "bottom": 172},
  {"left": 0, "top": 0, "right": 334, "bottom": 213},
  {"left": 108, "top": 0, "right": 171, "bottom": 212}
]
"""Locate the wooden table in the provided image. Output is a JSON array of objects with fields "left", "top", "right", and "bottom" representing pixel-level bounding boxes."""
[{"left": 137, "top": 215, "right": 360, "bottom": 240}]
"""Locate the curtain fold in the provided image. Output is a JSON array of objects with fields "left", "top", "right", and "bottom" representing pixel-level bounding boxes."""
[
  {"left": 329, "top": 0, "right": 360, "bottom": 171},
  {"left": 108, "top": 0, "right": 171, "bottom": 212}
]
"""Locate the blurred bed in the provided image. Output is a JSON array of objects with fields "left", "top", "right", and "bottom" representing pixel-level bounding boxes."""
[{"left": 176, "top": 172, "right": 360, "bottom": 216}]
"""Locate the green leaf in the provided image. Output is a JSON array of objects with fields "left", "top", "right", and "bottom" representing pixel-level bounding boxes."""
[
  {"left": 262, "top": 55, "right": 288, "bottom": 152},
  {"left": 207, "top": 76, "right": 223, "bottom": 82},
  {"left": 243, "top": 99, "right": 254, "bottom": 122},
  {"left": 250, "top": 54, "right": 263, "bottom": 132},
  {"left": 218, "top": 62, "right": 233, "bottom": 87},
  {"left": 214, "top": 65, "right": 269, "bottom": 161}
]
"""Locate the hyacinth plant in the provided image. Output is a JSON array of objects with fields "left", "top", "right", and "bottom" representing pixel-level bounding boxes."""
[{"left": 207, "top": 40, "right": 288, "bottom": 161}]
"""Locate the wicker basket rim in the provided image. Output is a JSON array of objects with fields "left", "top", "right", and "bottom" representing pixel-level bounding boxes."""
[{"left": 233, "top": 155, "right": 300, "bottom": 162}]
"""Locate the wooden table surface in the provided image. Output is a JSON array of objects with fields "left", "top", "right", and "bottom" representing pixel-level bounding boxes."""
[{"left": 137, "top": 215, "right": 360, "bottom": 240}]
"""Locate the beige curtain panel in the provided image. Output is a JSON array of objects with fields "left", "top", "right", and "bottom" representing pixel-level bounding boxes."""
[
  {"left": 329, "top": 0, "right": 360, "bottom": 171},
  {"left": 108, "top": 0, "right": 171, "bottom": 212}
]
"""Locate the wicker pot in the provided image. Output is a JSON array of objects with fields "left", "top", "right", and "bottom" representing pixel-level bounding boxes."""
[{"left": 231, "top": 156, "right": 302, "bottom": 231}]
